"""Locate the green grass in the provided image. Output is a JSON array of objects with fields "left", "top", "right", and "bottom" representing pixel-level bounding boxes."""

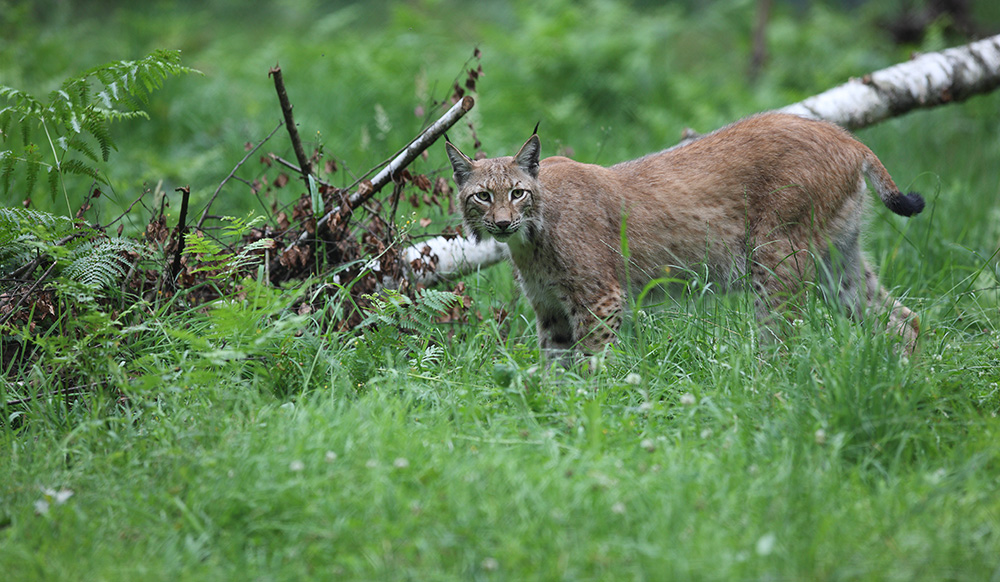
[{"left": 3, "top": 0, "right": 1000, "bottom": 580}]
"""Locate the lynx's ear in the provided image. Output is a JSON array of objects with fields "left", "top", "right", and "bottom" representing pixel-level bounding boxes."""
[
  {"left": 445, "top": 140, "right": 474, "bottom": 187},
  {"left": 514, "top": 134, "right": 540, "bottom": 179}
]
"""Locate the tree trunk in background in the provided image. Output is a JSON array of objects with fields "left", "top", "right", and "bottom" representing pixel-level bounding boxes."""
[{"left": 404, "top": 34, "right": 1000, "bottom": 287}]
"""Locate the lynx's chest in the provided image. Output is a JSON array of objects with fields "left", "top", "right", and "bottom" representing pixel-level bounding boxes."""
[{"left": 505, "top": 236, "right": 570, "bottom": 300}]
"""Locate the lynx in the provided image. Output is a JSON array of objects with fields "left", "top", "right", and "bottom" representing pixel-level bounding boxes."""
[{"left": 446, "top": 113, "right": 924, "bottom": 359}]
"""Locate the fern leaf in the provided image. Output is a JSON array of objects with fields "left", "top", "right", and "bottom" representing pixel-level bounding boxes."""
[
  {"left": 59, "top": 159, "right": 104, "bottom": 183},
  {"left": 66, "top": 132, "right": 100, "bottom": 163},
  {"left": 0, "top": 207, "right": 77, "bottom": 276},
  {"left": 183, "top": 231, "right": 223, "bottom": 257},
  {"left": 82, "top": 112, "right": 115, "bottom": 161},
  {"left": 19, "top": 117, "right": 30, "bottom": 148},
  {"left": 24, "top": 143, "right": 40, "bottom": 200},
  {"left": 64, "top": 237, "right": 148, "bottom": 289},
  {"left": 47, "top": 164, "right": 59, "bottom": 201},
  {"left": 0, "top": 207, "right": 75, "bottom": 233},
  {"left": 1, "top": 149, "right": 14, "bottom": 194}
]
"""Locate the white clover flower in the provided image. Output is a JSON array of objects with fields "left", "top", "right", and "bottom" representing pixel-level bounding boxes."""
[
  {"left": 35, "top": 488, "right": 74, "bottom": 516},
  {"left": 481, "top": 557, "right": 499, "bottom": 571},
  {"left": 624, "top": 373, "right": 642, "bottom": 385},
  {"left": 680, "top": 393, "right": 696, "bottom": 406},
  {"left": 814, "top": 428, "right": 827, "bottom": 445},
  {"left": 640, "top": 438, "right": 656, "bottom": 452},
  {"left": 611, "top": 501, "right": 626, "bottom": 515},
  {"left": 755, "top": 532, "right": 777, "bottom": 556},
  {"left": 393, "top": 457, "right": 410, "bottom": 469},
  {"left": 289, "top": 460, "right": 305, "bottom": 472},
  {"left": 325, "top": 451, "right": 338, "bottom": 463}
]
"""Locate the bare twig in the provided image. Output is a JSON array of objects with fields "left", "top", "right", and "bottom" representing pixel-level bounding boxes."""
[
  {"left": 197, "top": 121, "right": 283, "bottom": 230},
  {"left": 101, "top": 192, "right": 147, "bottom": 231},
  {"left": 267, "top": 153, "right": 333, "bottom": 188},
  {"left": 269, "top": 65, "right": 313, "bottom": 189}
]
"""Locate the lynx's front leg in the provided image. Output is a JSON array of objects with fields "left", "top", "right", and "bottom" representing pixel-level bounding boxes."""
[{"left": 533, "top": 300, "right": 575, "bottom": 357}]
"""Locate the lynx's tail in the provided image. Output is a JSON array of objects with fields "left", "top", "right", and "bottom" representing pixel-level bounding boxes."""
[{"left": 863, "top": 152, "right": 925, "bottom": 217}]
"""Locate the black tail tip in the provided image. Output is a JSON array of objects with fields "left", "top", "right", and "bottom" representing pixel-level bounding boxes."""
[{"left": 888, "top": 191, "right": 925, "bottom": 217}]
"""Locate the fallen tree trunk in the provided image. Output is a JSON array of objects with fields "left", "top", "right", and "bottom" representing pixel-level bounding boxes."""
[{"left": 406, "top": 33, "right": 1000, "bottom": 286}]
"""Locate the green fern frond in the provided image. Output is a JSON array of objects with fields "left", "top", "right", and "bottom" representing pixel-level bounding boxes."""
[
  {"left": 59, "top": 159, "right": 103, "bottom": 182},
  {"left": 183, "top": 231, "right": 224, "bottom": 258},
  {"left": 0, "top": 49, "right": 199, "bottom": 200},
  {"left": 47, "top": 165, "right": 60, "bottom": 201},
  {"left": 63, "top": 237, "right": 148, "bottom": 289},
  {"left": 66, "top": 133, "right": 101, "bottom": 163},
  {"left": 0, "top": 206, "right": 75, "bottom": 234},
  {"left": 0, "top": 206, "right": 77, "bottom": 276},
  {"left": 360, "top": 288, "right": 461, "bottom": 335},
  {"left": 1, "top": 149, "right": 14, "bottom": 193},
  {"left": 23, "top": 143, "right": 41, "bottom": 199},
  {"left": 81, "top": 111, "right": 115, "bottom": 161},
  {"left": 88, "top": 49, "right": 199, "bottom": 107},
  {"left": 183, "top": 229, "right": 274, "bottom": 279}
]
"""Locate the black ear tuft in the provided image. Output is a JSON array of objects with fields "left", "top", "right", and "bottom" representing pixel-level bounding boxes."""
[{"left": 532, "top": 121, "right": 540, "bottom": 136}]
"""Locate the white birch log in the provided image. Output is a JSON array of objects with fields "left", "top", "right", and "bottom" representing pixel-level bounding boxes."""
[
  {"left": 405, "top": 34, "right": 1000, "bottom": 287},
  {"left": 779, "top": 34, "right": 1000, "bottom": 128}
]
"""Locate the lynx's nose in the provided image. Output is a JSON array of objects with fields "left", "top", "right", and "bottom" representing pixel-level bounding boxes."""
[{"left": 494, "top": 220, "right": 512, "bottom": 231}]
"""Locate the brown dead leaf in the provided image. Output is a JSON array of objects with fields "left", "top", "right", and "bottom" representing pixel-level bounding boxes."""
[{"left": 413, "top": 174, "right": 432, "bottom": 192}]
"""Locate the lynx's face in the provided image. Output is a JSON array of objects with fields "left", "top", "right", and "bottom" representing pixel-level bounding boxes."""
[{"left": 446, "top": 135, "right": 541, "bottom": 243}]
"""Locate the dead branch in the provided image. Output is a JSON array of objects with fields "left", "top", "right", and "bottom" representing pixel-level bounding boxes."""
[
  {"left": 269, "top": 65, "right": 313, "bottom": 188},
  {"left": 325, "top": 96, "right": 475, "bottom": 232},
  {"left": 269, "top": 95, "right": 475, "bottom": 283},
  {"left": 404, "top": 34, "right": 1000, "bottom": 287},
  {"left": 170, "top": 186, "right": 191, "bottom": 282}
]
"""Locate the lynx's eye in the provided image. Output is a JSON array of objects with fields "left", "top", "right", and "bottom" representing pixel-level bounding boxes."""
[
  {"left": 510, "top": 188, "right": 528, "bottom": 200},
  {"left": 474, "top": 191, "right": 492, "bottom": 202}
]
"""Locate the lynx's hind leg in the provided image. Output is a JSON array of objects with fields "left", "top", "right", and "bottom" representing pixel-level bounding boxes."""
[
  {"left": 820, "top": 235, "right": 920, "bottom": 353},
  {"left": 862, "top": 259, "right": 920, "bottom": 353},
  {"left": 750, "top": 239, "right": 814, "bottom": 345},
  {"left": 820, "top": 226, "right": 866, "bottom": 320}
]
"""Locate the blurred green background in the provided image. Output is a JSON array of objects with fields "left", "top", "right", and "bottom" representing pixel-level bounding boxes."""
[{"left": 1, "top": 0, "right": 998, "bottom": 229}]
